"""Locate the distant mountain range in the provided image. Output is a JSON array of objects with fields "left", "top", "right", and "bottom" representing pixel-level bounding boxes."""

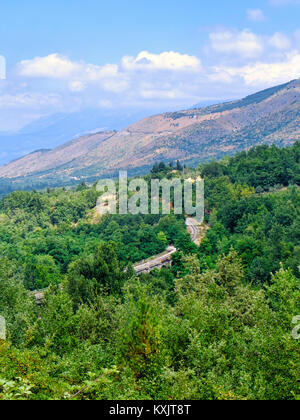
[
  {"left": 0, "top": 108, "right": 152, "bottom": 166},
  {"left": 0, "top": 78, "right": 299, "bottom": 189}
]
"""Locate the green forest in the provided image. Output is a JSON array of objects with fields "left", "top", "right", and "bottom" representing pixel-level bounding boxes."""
[{"left": 0, "top": 142, "right": 299, "bottom": 400}]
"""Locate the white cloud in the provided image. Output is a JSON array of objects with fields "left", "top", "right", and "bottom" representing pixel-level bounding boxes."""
[
  {"left": 0, "top": 55, "right": 6, "bottom": 80},
  {"left": 247, "top": 9, "right": 266, "bottom": 22},
  {"left": 209, "top": 29, "right": 264, "bottom": 58},
  {"left": 294, "top": 29, "right": 300, "bottom": 43},
  {"left": 269, "top": 32, "right": 291, "bottom": 50},
  {"left": 207, "top": 29, "right": 298, "bottom": 59},
  {"left": 18, "top": 54, "right": 122, "bottom": 90},
  {"left": 6, "top": 37, "right": 300, "bottom": 129},
  {"left": 213, "top": 50, "right": 300, "bottom": 86},
  {"left": 121, "top": 51, "right": 201, "bottom": 72},
  {"left": 84, "top": 63, "right": 119, "bottom": 81},
  {"left": 69, "top": 81, "right": 85, "bottom": 92},
  {"left": 17, "top": 52, "right": 200, "bottom": 98},
  {"left": 101, "top": 77, "right": 129, "bottom": 93},
  {"left": 18, "top": 52, "right": 201, "bottom": 83},
  {"left": 18, "top": 54, "right": 81, "bottom": 79}
]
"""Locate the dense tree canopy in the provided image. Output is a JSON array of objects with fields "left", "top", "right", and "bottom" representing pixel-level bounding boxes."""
[{"left": 0, "top": 143, "right": 299, "bottom": 400}]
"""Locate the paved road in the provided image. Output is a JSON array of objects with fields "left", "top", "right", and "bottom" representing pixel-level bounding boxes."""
[
  {"left": 135, "top": 218, "right": 200, "bottom": 274},
  {"left": 33, "top": 218, "right": 200, "bottom": 302},
  {"left": 134, "top": 246, "right": 177, "bottom": 274},
  {"left": 186, "top": 217, "right": 200, "bottom": 244}
]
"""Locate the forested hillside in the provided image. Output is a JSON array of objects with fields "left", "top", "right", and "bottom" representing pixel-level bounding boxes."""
[
  {"left": 0, "top": 143, "right": 299, "bottom": 400},
  {"left": 0, "top": 79, "right": 299, "bottom": 191}
]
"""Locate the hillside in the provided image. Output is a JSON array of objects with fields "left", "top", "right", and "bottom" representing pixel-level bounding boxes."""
[
  {"left": 0, "top": 143, "right": 299, "bottom": 400},
  {"left": 0, "top": 131, "right": 115, "bottom": 180},
  {"left": 0, "top": 108, "right": 150, "bottom": 166},
  {"left": 0, "top": 78, "right": 299, "bottom": 188}
]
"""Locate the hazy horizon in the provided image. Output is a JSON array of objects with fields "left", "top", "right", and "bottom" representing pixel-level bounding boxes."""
[{"left": 1, "top": 0, "right": 300, "bottom": 131}]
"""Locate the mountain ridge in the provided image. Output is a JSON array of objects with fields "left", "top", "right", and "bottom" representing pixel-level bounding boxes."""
[
  {"left": 0, "top": 78, "right": 299, "bottom": 187},
  {"left": 0, "top": 108, "right": 153, "bottom": 166}
]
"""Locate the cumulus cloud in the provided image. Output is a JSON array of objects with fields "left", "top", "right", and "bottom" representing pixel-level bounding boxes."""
[
  {"left": 269, "top": 32, "right": 291, "bottom": 50},
  {"left": 6, "top": 33, "right": 300, "bottom": 127},
  {"left": 213, "top": 51, "right": 300, "bottom": 86},
  {"left": 207, "top": 28, "right": 297, "bottom": 60},
  {"left": 18, "top": 54, "right": 122, "bottom": 88},
  {"left": 18, "top": 54, "right": 80, "bottom": 79},
  {"left": 69, "top": 81, "right": 85, "bottom": 92},
  {"left": 83, "top": 63, "right": 119, "bottom": 81},
  {"left": 208, "top": 29, "right": 264, "bottom": 58},
  {"left": 294, "top": 29, "right": 300, "bottom": 43},
  {"left": 17, "top": 51, "right": 201, "bottom": 99},
  {"left": 247, "top": 9, "right": 266, "bottom": 22},
  {"left": 121, "top": 51, "right": 201, "bottom": 72},
  {"left": 18, "top": 52, "right": 201, "bottom": 81}
]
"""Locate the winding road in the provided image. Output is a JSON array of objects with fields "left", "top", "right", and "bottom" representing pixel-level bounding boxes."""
[
  {"left": 134, "top": 246, "right": 177, "bottom": 274},
  {"left": 133, "top": 218, "right": 200, "bottom": 274},
  {"left": 186, "top": 217, "right": 200, "bottom": 244},
  {"left": 33, "top": 218, "right": 200, "bottom": 303}
]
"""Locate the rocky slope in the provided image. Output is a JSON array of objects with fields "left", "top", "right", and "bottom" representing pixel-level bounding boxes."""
[
  {"left": 0, "top": 78, "right": 299, "bottom": 187},
  {"left": 0, "top": 131, "right": 114, "bottom": 179}
]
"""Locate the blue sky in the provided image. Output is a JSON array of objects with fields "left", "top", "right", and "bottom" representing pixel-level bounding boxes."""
[{"left": 0, "top": 0, "right": 300, "bottom": 130}]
